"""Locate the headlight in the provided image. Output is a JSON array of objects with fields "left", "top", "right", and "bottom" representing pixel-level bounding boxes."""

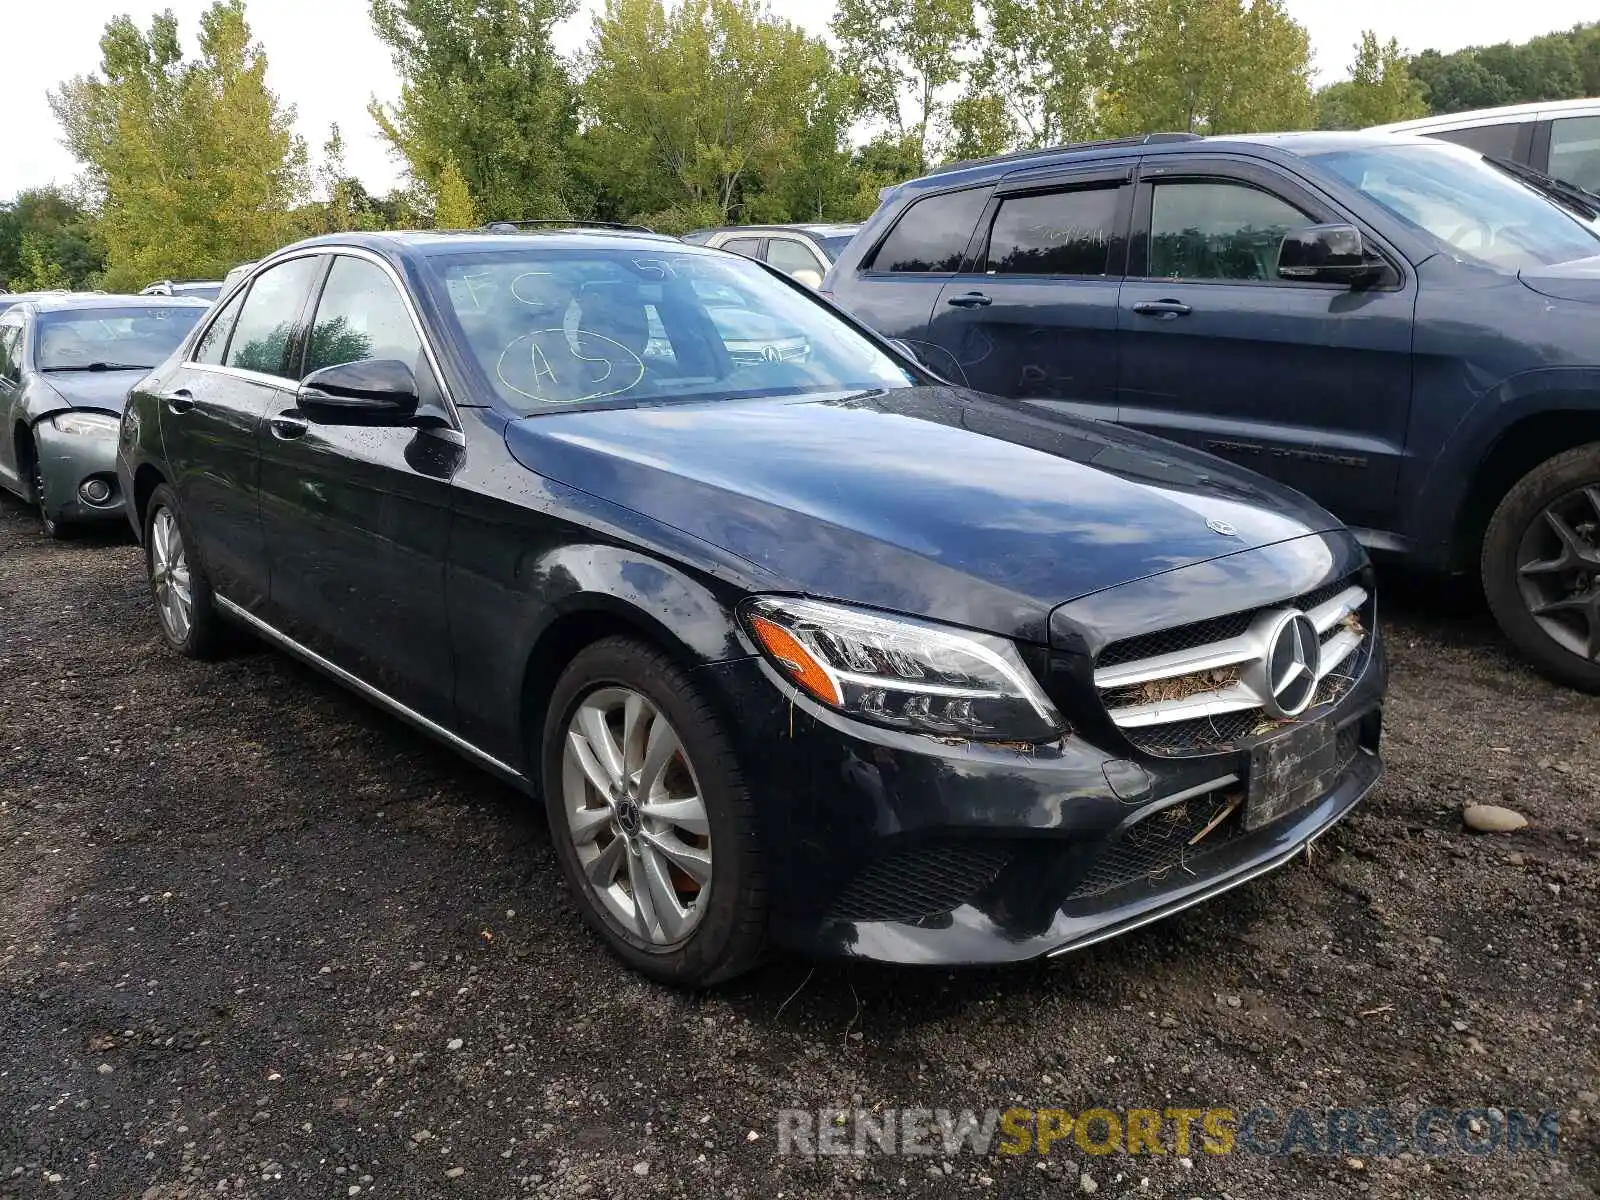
[
  {"left": 50, "top": 412, "right": 120, "bottom": 437},
  {"left": 741, "top": 597, "right": 1065, "bottom": 742}
]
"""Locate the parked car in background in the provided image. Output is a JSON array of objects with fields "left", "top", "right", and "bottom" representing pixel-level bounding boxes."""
[
  {"left": 1371, "top": 98, "right": 1600, "bottom": 194},
  {"left": 220, "top": 261, "right": 256, "bottom": 298},
  {"left": 141, "top": 279, "right": 224, "bottom": 302},
  {"left": 681, "top": 223, "right": 860, "bottom": 287},
  {"left": 825, "top": 130, "right": 1600, "bottom": 692},
  {"left": 0, "top": 294, "right": 207, "bottom": 537},
  {"left": 0, "top": 290, "right": 70, "bottom": 316},
  {"left": 117, "top": 228, "right": 1384, "bottom": 985}
]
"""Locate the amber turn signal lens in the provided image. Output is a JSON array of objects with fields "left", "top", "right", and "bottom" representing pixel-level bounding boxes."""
[{"left": 748, "top": 614, "right": 842, "bottom": 706}]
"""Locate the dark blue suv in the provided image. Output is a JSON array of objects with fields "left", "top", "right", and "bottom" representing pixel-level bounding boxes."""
[{"left": 826, "top": 131, "right": 1600, "bottom": 691}]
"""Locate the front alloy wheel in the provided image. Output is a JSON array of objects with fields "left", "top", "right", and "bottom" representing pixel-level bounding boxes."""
[
  {"left": 542, "top": 637, "right": 767, "bottom": 986},
  {"left": 562, "top": 686, "right": 713, "bottom": 944}
]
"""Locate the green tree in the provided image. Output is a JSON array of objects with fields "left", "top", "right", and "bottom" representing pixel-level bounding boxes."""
[
  {"left": 961, "top": 0, "right": 1129, "bottom": 151},
  {"left": 1409, "top": 24, "right": 1598, "bottom": 114},
  {"left": 1103, "top": 0, "right": 1314, "bottom": 135},
  {"left": 50, "top": 1, "right": 307, "bottom": 290},
  {"left": 1328, "top": 32, "right": 1426, "bottom": 128},
  {"left": 832, "top": 0, "right": 976, "bottom": 174},
  {"left": 434, "top": 159, "right": 478, "bottom": 228},
  {"left": 369, "top": 0, "right": 576, "bottom": 222},
  {"left": 582, "top": 0, "right": 837, "bottom": 225},
  {"left": 310, "top": 123, "right": 385, "bottom": 234},
  {"left": 0, "top": 187, "right": 103, "bottom": 291}
]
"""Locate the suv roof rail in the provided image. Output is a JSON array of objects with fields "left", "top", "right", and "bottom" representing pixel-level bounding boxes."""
[
  {"left": 925, "top": 131, "right": 1203, "bottom": 179},
  {"left": 480, "top": 218, "right": 658, "bottom": 234}
]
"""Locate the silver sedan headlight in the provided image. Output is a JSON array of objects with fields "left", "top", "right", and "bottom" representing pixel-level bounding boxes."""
[{"left": 50, "top": 411, "right": 121, "bottom": 437}]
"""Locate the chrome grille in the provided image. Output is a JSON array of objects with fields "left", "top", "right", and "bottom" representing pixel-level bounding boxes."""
[{"left": 1094, "top": 578, "right": 1372, "bottom": 758}]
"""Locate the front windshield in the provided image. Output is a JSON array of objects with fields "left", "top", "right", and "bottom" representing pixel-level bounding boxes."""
[
  {"left": 427, "top": 245, "right": 916, "bottom": 413},
  {"left": 1311, "top": 141, "right": 1600, "bottom": 270},
  {"left": 36, "top": 306, "right": 204, "bottom": 371}
]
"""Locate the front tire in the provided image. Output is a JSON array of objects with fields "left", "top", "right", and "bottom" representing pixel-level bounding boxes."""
[
  {"left": 144, "top": 484, "right": 228, "bottom": 660},
  {"left": 1481, "top": 443, "right": 1600, "bottom": 693},
  {"left": 541, "top": 636, "right": 768, "bottom": 986},
  {"left": 25, "top": 437, "right": 68, "bottom": 541}
]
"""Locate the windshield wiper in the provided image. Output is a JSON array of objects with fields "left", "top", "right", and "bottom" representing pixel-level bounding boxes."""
[
  {"left": 1486, "top": 156, "right": 1600, "bottom": 221},
  {"left": 40, "top": 361, "right": 155, "bottom": 373}
]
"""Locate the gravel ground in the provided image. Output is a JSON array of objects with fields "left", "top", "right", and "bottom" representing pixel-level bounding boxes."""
[{"left": 1, "top": 493, "right": 1597, "bottom": 1200}]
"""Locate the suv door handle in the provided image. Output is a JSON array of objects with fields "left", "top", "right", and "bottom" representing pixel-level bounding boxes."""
[
  {"left": 269, "top": 412, "right": 309, "bottom": 440},
  {"left": 1130, "top": 299, "right": 1192, "bottom": 319},
  {"left": 946, "top": 291, "right": 993, "bottom": 308},
  {"left": 162, "top": 388, "right": 195, "bottom": 414}
]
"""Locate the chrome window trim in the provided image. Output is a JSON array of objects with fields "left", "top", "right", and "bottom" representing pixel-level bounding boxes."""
[
  {"left": 186, "top": 243, "right": 464, "bottom": 429},
  {"left": 215, "top": 595, "right": 524, "bottom": 786}
]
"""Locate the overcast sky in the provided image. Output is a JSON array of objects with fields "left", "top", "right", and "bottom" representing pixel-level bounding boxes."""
[{"left": 3, "top": 0, "right": 1594, "bottom": 199}]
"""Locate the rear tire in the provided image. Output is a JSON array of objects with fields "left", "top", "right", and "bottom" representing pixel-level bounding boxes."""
[
  {"left": 1481, "top": 443, "right": 1600, "bottom": 693},
  {"left": 144, "top": 484, "right": 229, "bottom": 660},
  {"left": 540, "top": 636, "right": 768, "bottom": 986}
]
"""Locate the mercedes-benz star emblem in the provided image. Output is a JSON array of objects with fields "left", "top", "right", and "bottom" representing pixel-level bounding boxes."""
[
  {"left": 1260, "top": 611, "right": 1321, "bottom": 718},
  {"left": 615, "top": 797, "right": 642, "bottom": 837},
  {"left": 1206, "top": 518, "right": 1237, "bottom": 536}
]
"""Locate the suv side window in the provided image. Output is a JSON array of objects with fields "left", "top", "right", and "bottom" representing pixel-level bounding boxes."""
[
  {"left": 720, "top": 237, "right": 763, "bottom": 259},
  {"left": 305, "top": 256, "right": 424, "bottom": 377},
  {"left": 1433, "top": 121, "right": 1529, "bottom": 160},
  {"left": 1148, "top": 181, "right": 1310, "bottom": 282},
  {"left": 764, "top": 238, "right": 821, "bottom": 276},
  {"left": 868, "top": 188, "right": 990, "bottom": 273},
  {"left": 1548, "top": 115, "right": 1600, "bottom": 192},
  {"left": 224, "top": 256, "right": 322, "bottom": 378},
  {"left": 194, "top": 288, "right": 245, "bottom": 365},
  {"left": 985, "top": 186, "right": 1121, "bottom": 276}
]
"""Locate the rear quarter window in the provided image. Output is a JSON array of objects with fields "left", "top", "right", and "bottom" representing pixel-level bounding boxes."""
[{"left": 866, "top": 188, "right": 990, "bottom": 273}]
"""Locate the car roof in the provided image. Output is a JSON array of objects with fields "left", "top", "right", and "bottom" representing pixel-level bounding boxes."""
[
  {"left": 266, "top": 228, "right": 714, "bottom": 264},
  {"left": 1371, "top": 97, "right": 1600, "bottom": 133},
  {"left": 28, "top": 293, "right": 213, "bottom": 313},
  {"left": 686, "top": 223, "right": 860, "bottom": 238},
  {"left": 888, "top": 129, "right": 1434, "bottom": 199}
]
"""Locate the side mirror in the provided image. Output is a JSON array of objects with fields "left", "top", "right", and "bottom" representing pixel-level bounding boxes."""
[
  {"left": 297, "top": 358, "right": 420, "bottom": 426},
  {"left": 790, "top": 267, "right": 823, "bottom": 289},
  {"left": 1277, "top": 223, "right": 1383, "bottom": 288}
]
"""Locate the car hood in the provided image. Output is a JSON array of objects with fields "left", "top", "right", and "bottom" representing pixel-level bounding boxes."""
[
  {"left": 33, "top": 370, "right": 143, "bottom": 415},
  {"left": 1519, "top": 253, "right": 1600, "bottom": 304},
  {"left": 502, "top": 387, "right": 1347, "bottom": 643}
]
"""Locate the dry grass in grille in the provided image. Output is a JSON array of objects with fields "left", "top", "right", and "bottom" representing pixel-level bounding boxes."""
[{"left": 1103, "top": 667, "right": 1241, "bottom": 711}]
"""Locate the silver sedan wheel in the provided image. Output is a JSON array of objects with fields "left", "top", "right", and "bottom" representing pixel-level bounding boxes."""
[
  {"left": 150, "top": 507, "right": 193, "bottom": 644},
  {"left": 561, "top": 686, "right": 713, "bottom": 946}
]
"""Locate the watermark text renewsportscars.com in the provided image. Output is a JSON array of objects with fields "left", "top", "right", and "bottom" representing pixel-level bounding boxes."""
[{"left": 776, "top": 1105, "right": 1562, "bottom": 1159}]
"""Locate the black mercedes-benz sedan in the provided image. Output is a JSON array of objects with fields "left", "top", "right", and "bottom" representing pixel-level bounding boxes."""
[{"left": 116, "top": 229, "right": 1386, "bottom": 985}]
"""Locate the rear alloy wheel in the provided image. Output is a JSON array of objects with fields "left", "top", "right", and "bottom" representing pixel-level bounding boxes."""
[
  {"left": 144, "top": 484, "right": 229, "bottom": 660},
  {"left": 542, "top": 637, "right": 767, "bottom": 986},
  {"left": 1483, "top": 443, "right": 1600, "bottom": 693}
]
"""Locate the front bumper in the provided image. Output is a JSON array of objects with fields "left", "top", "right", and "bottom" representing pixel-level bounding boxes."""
[
  {"left": 34, "top": 417, "right": 126, "bottom": 525},
  {"left": 696, "top": 629, "right": 1386, "bottom": 966}
]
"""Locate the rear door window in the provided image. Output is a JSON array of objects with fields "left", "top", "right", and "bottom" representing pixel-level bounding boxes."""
[
  {"left": 1548, "top": 115, "right": 1600, "bottom": 192},
  {"left": 224, "top": 256, "right": 322, "bottom": 379},
  {"left": 867, "top": 188, "right": 990, "bottom": 273},
  {"left": 985, "top": 186, "right": 1121, "bottom": 275},
  {"left": 720, "top": 237, "right": 763, "bottom": 259}
]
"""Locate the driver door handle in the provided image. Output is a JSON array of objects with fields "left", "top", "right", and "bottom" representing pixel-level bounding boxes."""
[
  {"left": 946, "top": 291, "right": 992, "bottom": 308},
  {"left": 1130, "top": 299, "right": 1192, "bottom": 319},
  {"left": 269, "top": 411, "right": 309, "bottom": 441},
  {"left": 162, "top": 388, "right": 195, "bottom": 415}
]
